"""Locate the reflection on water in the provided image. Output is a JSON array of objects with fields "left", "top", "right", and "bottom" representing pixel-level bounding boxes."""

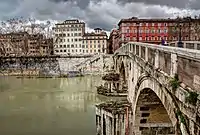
[{"left": 0, "top": 76, "right": 108, "bottom": 135}]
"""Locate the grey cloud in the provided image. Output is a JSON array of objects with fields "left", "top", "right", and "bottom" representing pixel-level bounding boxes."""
[
  {"left": 0, "top": 0, "right": 199, "bottom": 31},
  {"left": 117, "top": 0, "right": 200, "bottom": 9}
]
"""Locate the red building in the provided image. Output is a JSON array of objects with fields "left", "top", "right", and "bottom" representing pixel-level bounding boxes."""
[
  {"left": 108, "top": 17, "right": 200, "bottom": 53},
  {"left": 118, "top": 17, "right": 178, "bottom": 47},
  {"left": 107, "top": 29, "right": 119, "bottom": 54}
]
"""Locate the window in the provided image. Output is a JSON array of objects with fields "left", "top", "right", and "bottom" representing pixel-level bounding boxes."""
[
  {"left": 60, "top": 45, "right": 62, "bottom": 48},
  {"left": 64, "top": 50, "right": 66, "bottom": 52},
  {"left": 67, "top": 45, "right": 70, "bottom": 48},
  {"left": 94, "top": 45, "right": 96, "bottom": 48},
  {"left": 71, "top": 44, "right": 74, "bottom": 48},
  {"left": 82, "top": 45, "right": 85, "bottom": 48},
  {"left": 60, "top": 50, "right": 63, "bottom": 52},
  {"left": 90, "top": 45, "right": 92, "bottom": 48},
  {"left": 98, "top": 45, "right": 101, "bottom": 48},
  {"left": 71, "top": 39, "right": 73, "bottom": 42}
]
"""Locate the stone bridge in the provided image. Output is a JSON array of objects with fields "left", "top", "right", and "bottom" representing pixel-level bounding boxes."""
[{"left": 113, "top": 42, "right": 200, "bottom": 135}]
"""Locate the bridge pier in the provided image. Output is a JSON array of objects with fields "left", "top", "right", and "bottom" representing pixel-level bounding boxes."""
[{"left": 96, "top": 100, "right": 132, "bottom": 135}]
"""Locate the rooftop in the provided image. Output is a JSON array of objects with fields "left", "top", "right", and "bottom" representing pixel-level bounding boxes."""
[{"left": 118, "top": 17, "right": 200, "bottom": 26}]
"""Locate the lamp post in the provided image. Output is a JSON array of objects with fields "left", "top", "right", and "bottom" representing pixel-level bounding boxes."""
[
  {"left": 177, "top": 19, "right": 183, "bottom": 48},
  {"left": 136, "top": 22, "right": 140, "bottom": 42}
]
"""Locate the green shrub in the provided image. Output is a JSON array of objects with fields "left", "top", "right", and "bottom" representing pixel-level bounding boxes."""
[
  {"left": 169, "top": 74, "right": 180, "bottom": 91},
  {"left": 185, "top": 92, "right": 199, "bottom": 106}
]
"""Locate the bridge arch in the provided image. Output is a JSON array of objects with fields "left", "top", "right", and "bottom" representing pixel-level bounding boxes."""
[
  {"left": 132, "top": 75, "right": 182, "bottom": 135},
  {"left": 120, "top": 61, "right": 126, "bottom": 83}
]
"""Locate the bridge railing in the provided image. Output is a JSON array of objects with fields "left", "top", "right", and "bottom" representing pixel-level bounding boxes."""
[
  {"left": 168, "top": 41, "right": 200, "bottom": 50},
  {"left": 115, "top": 42, "right": 200, "bottom": 93}
]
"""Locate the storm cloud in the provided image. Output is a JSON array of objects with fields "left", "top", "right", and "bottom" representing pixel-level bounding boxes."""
[{"left": 0, "top": 0, "right": 199, "bottom": 31}]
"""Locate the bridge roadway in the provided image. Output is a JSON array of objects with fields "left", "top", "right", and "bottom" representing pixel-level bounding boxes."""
[{"left": 113, "top": 42, "right": 200, "bottom": 135}]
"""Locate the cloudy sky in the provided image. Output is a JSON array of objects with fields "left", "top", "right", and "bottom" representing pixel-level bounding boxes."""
[{"left": 0, "top": 0, "right": 200, "bottom": 31}]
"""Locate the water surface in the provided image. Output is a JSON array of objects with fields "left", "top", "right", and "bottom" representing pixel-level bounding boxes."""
[{"left": 0, "top": 76, "right": 108, "bottom": 135}]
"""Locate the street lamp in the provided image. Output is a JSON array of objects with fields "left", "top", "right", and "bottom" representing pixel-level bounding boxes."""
[
  {"left": 177, "top": 19, "right": 183, "bottom": 48},
  {"left": 136, "top": 22, "right": 140, "bottom": 42}
]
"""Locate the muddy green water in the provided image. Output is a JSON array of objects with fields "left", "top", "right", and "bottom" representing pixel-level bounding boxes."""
[{"left": 0, "top": 76, "right": 110, "bottom": 135}]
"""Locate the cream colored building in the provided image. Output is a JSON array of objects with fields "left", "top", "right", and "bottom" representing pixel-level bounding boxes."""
[
  {"left": 82, "top": 28, "right": 107, "bottom": 54},
  {"left": 53, "top": 19, "right": 85, "bottom": 55}
]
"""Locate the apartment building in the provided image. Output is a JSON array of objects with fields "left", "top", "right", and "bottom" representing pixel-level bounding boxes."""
[
  {"left": 53, "top": 19, "right": 85, "bottom": 55},
  {"left": 118, "top": 17, "right": 200, "bottom": 47},
  {"left": 0, "top": 32, "right": 53, "bottom": 56},
  {"left": 0, "top": 32, "right": 29, "bottom": 56},
  {"left": 82, "top": 28, "right": 107, "bottom": 54},
  {"left": 107, "top": 29, "right": 119, "bottom": 54}
]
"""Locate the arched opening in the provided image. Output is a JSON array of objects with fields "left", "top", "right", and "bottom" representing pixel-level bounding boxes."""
[
  {"left": 119, "top": 61, "right": 127, "bottom": 91},
  {"left": 134, "top": 88, "right": 175, "bottom": 135},
  {"left": 120, "top": 62, "right": 126, "bottom": 82}
]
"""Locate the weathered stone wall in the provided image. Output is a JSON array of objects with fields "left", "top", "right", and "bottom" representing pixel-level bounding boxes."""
[
  {"left": 0, "top": 55, "right": 112, "bottom": 76},
  {"left": 75, "top": 54, "right": 114, "bottom": 75},
  {"left": 177, "top": 57, "right": 200, "bottom": 90}
]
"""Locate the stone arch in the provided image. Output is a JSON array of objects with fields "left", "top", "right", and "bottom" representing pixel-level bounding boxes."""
[
  {"left": 120, "top": 61, "right": 126, "bottom": 83},
  {"left": 132, "top": 75, "right": 181, "bottom": 135}
]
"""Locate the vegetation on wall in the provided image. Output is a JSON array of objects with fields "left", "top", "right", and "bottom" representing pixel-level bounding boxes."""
[
  {"left": 176, "top": 110, "right": 186, "bottom": 125},
  {"left": 169, "top": 74, "right": 180, "bottom": 91},
  {"left": 185, "top": 91, "right": 199, "bottom": 106}
]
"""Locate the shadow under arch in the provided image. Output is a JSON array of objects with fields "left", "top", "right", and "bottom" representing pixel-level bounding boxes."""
[
  {"left": 134, "top": 88, "right": 175, "bottom": 135},
  {"left": 131, "top": 75, "right": 183, "bottom": 135},
  {"left": 120, "top": 61, "right": 126, "bottom": 84}
]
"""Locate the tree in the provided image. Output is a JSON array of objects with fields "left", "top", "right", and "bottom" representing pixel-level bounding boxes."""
[{"left": 0, "top": 17, "right": 53, "bottom": 56}]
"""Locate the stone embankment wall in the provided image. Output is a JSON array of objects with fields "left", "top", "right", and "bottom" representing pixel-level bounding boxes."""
[
  {"left": 0, "top": 54, "right": 113, "bottom": 76},
  {"left": 75, "top": 54, "right": 114, "bottom": 75}
]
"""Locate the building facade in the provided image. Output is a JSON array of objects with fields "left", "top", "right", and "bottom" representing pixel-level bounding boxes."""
[
  {"left": 53, "top": 19, "right": 85, "bottom": 55},
  {"left": 82, "top": 28, "right": 107, "bottom": 54},
  {"left": 118, "top": 17, "right": 200, "bottom": 47},
  {"left": 0, "top": 32, "right": 53, "bottom": 56},
  {"left": 107, "top": 29, "right": 119, "bottom": 54}
]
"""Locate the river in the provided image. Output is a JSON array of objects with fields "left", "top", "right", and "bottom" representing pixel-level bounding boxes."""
[{"left": 0, "top": 76, "right": 110, "bottom": 135}]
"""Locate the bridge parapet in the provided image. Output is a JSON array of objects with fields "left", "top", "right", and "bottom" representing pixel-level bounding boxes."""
[
  {"left": 114, "top": 42, "right": 200, "bottom": 135},
  {"left": 115, "top": 42, "right": 200, "bottom": 93}
]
